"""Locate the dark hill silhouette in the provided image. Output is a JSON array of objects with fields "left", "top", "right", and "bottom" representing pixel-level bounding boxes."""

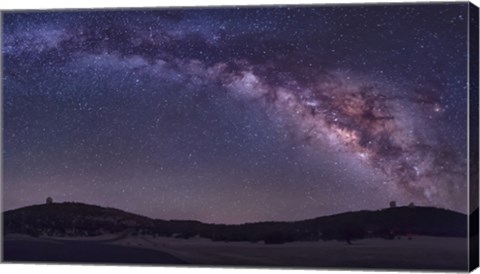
[
  {"left": 3, "top": 202, "right": 156, "bottom": 237},
  {"left": 3, "top": 202, "right": 467, "bottom": 243}
]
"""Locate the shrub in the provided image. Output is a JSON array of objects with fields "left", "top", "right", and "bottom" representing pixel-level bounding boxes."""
[{"left": 265, "top": 231, "right": 288, "bottom": 244}]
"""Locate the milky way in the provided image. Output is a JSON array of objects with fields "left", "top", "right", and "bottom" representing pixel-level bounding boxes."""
[{"left": 2, "top": 4, "right": 469, "bottom": 223}]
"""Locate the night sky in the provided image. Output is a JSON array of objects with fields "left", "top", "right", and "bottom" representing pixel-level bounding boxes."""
[{"left": 2, "top": 3, "right": 469, "bottom": 224}]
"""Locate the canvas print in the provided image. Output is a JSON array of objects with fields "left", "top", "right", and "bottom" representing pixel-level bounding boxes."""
[{"left": 2, "top": 2, "right": 479, "bottom": 271}]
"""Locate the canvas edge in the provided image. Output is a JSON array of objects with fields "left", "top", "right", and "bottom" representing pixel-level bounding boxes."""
[
  {"left": 0, "top": 10, "right": 4, "bottom": 265},
  {"left": 468, "top": 1, "right": 480, "bottom": 272}
]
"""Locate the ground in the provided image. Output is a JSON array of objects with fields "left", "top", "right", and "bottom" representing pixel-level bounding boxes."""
[{"left": 3, "top": 234, "right": 468, "bottom": 270}]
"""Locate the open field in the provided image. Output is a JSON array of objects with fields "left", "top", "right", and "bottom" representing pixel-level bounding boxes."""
[
  {"left": 3, "top": 236, "right": 185, "bottom": 265},
  {"left": 3, "top": 234, "right": 468, "bottom": 270}
]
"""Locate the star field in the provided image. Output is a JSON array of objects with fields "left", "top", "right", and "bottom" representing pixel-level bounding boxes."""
[{"left": 2, "top": 3, "right": 469, "bottom": 224}]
